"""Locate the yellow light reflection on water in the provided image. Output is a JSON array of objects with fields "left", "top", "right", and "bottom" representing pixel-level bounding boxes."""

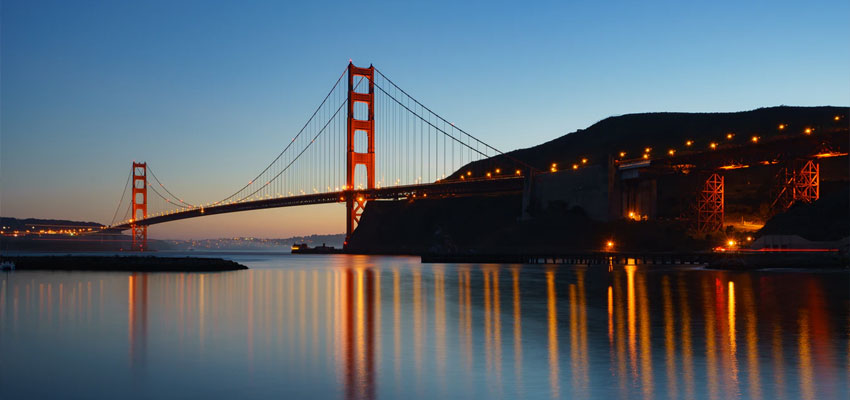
[
  {"left": 607, "top": 285, "right": 613, "bottom": 345},
  {"left": 626, "top": 265, "right": 637, "bottom": 381},
  {"left": 742, "top": 277, "right": 762, "bottom": 400},
  {"left": 511, "top": 267, "right": 523, "bottom": 396},
  {"left": 662, "top": 276, "right": 678, "bottom": 399},
  {"left": 799, "top": 311, "right": 814, "bottom": 400},
  {"left": 412, "top": 268, "right": 423, "bottom": 389},
  {"left": 703, "top": 278, "right": 718, "bottom": 400},
  {"left": 728, "top": 280, "right": 739, "bottom": 395},
  {"left": 546, "top": 268, "right": 560, "bottom": 399},
  {"left": 678, "top": 277, "right": 695, "bottom": 400},
  {"left": 637, "top": 272, "right": 654, "bottom": 399},
  {"left": 492, "top": 268, "right": 503, "bottom": 390},
  {"left": 393, "top": 267, "right": 402, "bottom": 385},
  {"left": 433, "top": 266, "right": 447, "bottom": 391}
]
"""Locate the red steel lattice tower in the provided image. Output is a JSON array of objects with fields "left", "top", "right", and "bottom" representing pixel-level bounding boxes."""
[
  {"left": 774, "top": 159, "right": 820, "bottom": 211},
  {"left": 345, "top": 62, "right": 375, "bottom": 246},
  {"left": 131, "top": 162, "right": 148, "bottom": 251},
  {"left": 793, "top": 159, "right": 819, "bottom": 203},
  {"left": 697, "top": 173, "right": 724, "bottom": 233}
]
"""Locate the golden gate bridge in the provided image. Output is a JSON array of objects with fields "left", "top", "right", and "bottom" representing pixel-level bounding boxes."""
[
  {"left": 104, "top": 62, "right": 848, "bottom": 252},
  {"left": 107, "top": 63, "right": 533, "bottom": 251}
]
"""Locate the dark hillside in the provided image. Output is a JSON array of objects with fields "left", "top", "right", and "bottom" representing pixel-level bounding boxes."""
[
  {"left": 351, "top": 106, "right": 849, "bottom": 254},
  {"left": 757, "top": 185, "right": 850, "bottom": 241},
  {"left": 455, "top": 106, "right": 848, "bottom": 176}
]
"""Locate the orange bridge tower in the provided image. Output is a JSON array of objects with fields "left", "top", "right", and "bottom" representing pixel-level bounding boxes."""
[
  {"left": 131, "top": 162, "right": 148, "bottom": 251},
  {"left": 345, "top": 63, "right": 375, "bottom": 247}
]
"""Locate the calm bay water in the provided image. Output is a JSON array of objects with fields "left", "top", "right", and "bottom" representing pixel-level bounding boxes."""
[{"left": 1, "top": 253, "right": 848, "bottom": 399}]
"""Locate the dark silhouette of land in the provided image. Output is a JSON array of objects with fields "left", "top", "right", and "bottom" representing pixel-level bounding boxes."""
[
  {"left": 349, "top": 106, "right": 849, "bottom": 255},
  {"left": 1, "top": 255, "right": 247, "bottom": 272}
]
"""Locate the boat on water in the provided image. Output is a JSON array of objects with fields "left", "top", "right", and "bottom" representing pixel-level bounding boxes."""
[
  {"left": 0, "top": 261, "right": 15, "bottom": 271},
  {"left": 291, "top": 243, "right": 343, "bottom": 254}
]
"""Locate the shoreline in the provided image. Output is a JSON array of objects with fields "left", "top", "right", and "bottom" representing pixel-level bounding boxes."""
[{"left": 1, "top": 255, "right": 248, "bottom": 272}]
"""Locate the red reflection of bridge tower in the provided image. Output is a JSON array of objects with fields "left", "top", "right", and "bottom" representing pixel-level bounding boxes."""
[
  {"left": 697, "top": 173, "right": 724, "bottom": 233},
  {"left": 131, "top": 162, "right": 148, "bottom": 251},
  {"left": 345, "top": 63, "right": 376, "bottom": 246}
]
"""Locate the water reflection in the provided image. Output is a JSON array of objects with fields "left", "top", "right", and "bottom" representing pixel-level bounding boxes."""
[{"left": 0, "top": 258, "right": 849, "bottom": 399}]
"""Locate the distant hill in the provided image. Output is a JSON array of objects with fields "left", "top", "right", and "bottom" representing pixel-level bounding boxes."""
[{"left": 458, "top": 105, "right": 849, "bottom": 176}]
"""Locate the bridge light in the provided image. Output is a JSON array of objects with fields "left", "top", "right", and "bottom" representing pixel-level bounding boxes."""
[
  {"left": 572, "top": 164, "right": 579, "bottom": 170},
  {"left": 709, "top": 142, "right": 717, "bottom": 149},
  {"left": 486, "top": 172, "right": 492, "bottom": 178},
  {"left": 803, "top": 127, "right": 813, "bottom": 135},
  {"left": 581, "top": 158, "right": 588, "bottom": 164},
  {"left": 619, "top": 151, "right": 626, "bottom": 157},
  {"left": 495, "top": 168, "right": 501, "bottom": 174},
  {"left": 643, "top": 154, "right": 649, "bottom": 159},
  {"left": 606, "top": 240, "right": 614, "bottom": 249},
  {"left": 835, "top": 115, "right": 841, "bottom": 121},
  {"left": 778, "top": 124, "right": 786, "bottom": 130},
  {"left": 751, "top": 135, "right": 759, "bottom": 143},
  {"left": 746, "top": 236, "right": 753, "bottom": 241},
  {"left": 515, "top": 169, "right": 521, "bottom": 175},
  {"left": 668, "top": 149, "right": 675, "bottom": 156},
  {"left": 685, "top": 140, "right": 693, "bottom": 147},
  {"left": 727, "top": 239, "right": 737, "bottom": 247},
  {"left": 460, "top": 175, "right": 465, "bottom": 180},
  {"left": 726, "top": 133, "right": 734, "bottom": 140},
  {"left": 644, "top": 147, "right": 651, "bottom": 153},
  {"left": 467, "top": 171, "right": 472, "bottom": 176}
]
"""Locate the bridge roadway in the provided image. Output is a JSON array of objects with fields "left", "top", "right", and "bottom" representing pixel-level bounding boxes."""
[
  {"left": 617, "top": 129, "right": 848, "bottom": 171},
  {"left": 110, "top": 176, "right": 525, "bottom": 231}
]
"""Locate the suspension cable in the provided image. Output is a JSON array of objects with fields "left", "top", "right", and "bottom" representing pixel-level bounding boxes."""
[
  {"left": 109, "top": 170, "right": 132, "bottom": 226},
  {"left": 212, "top": 66, "right": 349, "bottom": 205},
  {"left": 374, "top": 67, "right": 538, "bottom": 172},
  {"left": 373, "top": 81, "right": 489, "bottom": 158},
  {"left": 232, "top": 77, "right": 364, "bottom": 202},
  {"left": 149, "top": 185, "right": 191, "bottom": 209},
  {"left": 147, "top": 165, "right": 196, "bottom": 207}
]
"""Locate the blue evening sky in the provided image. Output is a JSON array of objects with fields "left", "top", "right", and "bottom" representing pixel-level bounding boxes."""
[{"left": 2, "top": 0, "right": 848, "bottom": 239}]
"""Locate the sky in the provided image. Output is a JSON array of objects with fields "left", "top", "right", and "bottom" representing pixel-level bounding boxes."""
[{"left": 2, "top": 0, "right": 848, "bottom": 239}]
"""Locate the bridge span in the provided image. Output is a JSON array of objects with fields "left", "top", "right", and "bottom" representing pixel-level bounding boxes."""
[{"left": 102, "top": 62, "right": 847, "bottom": 251}]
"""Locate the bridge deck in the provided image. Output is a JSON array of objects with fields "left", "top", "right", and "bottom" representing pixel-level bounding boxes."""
[{"left": 110, "top": 177, "right": 524, "bottom": 230}]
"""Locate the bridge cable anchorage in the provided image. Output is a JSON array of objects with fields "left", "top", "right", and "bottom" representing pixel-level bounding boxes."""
[
  {"left": 231, "top": 76, "right": 365, "bottom": 203},
  {"left": 211, "top": 66, "right": 349, "bottom": 206},
  {"left": 109, "top": 170, "right": 132, "bottom": 226},
  {"left": 146, "top": 165, "right": 196, "bottom": 208},
  {"left": 374, "top": 68, "right": 537, "bottom": 172}
]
